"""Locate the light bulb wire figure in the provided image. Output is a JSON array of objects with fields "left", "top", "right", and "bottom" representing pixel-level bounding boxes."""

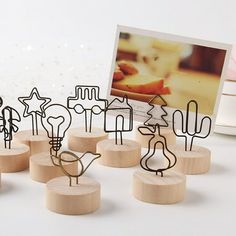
[{"left": 41, "top": 103, "right": 72, "bottom": 166}]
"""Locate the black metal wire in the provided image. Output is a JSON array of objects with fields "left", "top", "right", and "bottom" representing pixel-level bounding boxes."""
[
  {"left": 18, "top": 87, "right": 51, "bottom": 136},
  {"left": 172, "top": 100, "right": 212, "bottom": 151},
  {"left": 0, "top": 106, "right": 21, "bottom": 149},
  {"left": 104, "top": 95, "right": 133, "bottom": 145},
  {"left": 58, "top": 151, "right": 101, "bottom": 186},
  {"left": 138, "top": 125, "right": 177, "bottom": 176},
  {"left": 41, "top": 103, "right": 72, "bottom": 165},
  {"left": 67, "top": 85, "right": 108, "bottom": 133},
  {"left": 144, "top": 94, "right": 169, "bottom": 127}
]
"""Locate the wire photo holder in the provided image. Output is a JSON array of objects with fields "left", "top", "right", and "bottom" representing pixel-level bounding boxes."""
[
  {"left": 29, "top": 104, "right": 78, "bottom": 183},
  {"left": 97, "top": 95, "right": 141, "bottom": 168},
  {"left": 67, "top": 85, "right": 108, "bottom": 153},
  {"left": 15, "top": 88, "right": 51, "bottom": 155},
  {"left": 133, "top": 95, "right": 186, "bottom": 205},
  {"left": 170, "top": 100, "right": 212, "bottom": 174},
  {"left": 0, "top": 99, "right": 30, "bottom": 172},
  {"left": 135, "top": 95, "right": 176, "bottom": 148}
]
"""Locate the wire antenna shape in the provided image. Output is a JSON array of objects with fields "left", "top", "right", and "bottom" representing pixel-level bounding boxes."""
[
  {"left": 67, "top": 85, "right": 108, "bottom": 133},
  {"left": 172, "top": 100, "right": 212, "bottom": 151}
]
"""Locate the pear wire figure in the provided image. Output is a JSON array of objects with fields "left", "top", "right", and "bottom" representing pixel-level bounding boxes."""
[{"left": 138, "top": 94, "right": 177, "bottom": 176}]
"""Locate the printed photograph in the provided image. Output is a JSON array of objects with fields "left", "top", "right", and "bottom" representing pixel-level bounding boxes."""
[{"left": 109, "top": 27, "right": 229, "bottom": 116}]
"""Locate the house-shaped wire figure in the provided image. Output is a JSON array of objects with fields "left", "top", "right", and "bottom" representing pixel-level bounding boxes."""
[{"left": 104, "top": 95, "right": 133, "bottom": 145}]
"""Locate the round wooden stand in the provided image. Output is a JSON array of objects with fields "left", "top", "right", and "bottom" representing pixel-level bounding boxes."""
[
  {"left": 46, "top": 176, "right": 100, "bottom": 215},
  {"left": 0, "top": 143, "right": 30, "bottom": 172},
  {"left": 30, "top": 152, "right": 78, "bottom": 183},
  {"left": 135, "top": 125, "right": 176, "bottom": 149},
  {"left": 68, "top": 127, "right": 108, "bottom": 153},
  {"left": 133, "top": 170, "right": 186, "bottom": 204},
  {"left": 97, "top": 139, "right": 141, "bottom": 168},
  {"left": 169, "top": 144, "right": 211, "bottom": 174},
  {"left": 14, "top": 130, "right": 50, "bottom": 155}
]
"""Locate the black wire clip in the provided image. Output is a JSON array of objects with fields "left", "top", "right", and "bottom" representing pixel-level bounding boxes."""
[
  {"left": 104, "top": 95, "right": 133, "bottom": 145},
  {"left": 172, "top": 100, "right": 212, "bottom": 151},
  {"left": 18, "top": 87, "right": 51, "bottom": 136},
  {"left": 67, "top": 85, "right": 107, "bottom": 133}
]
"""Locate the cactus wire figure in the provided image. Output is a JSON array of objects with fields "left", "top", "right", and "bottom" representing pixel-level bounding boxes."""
[{"left": 172, "top": 100, "right": 212, "bottom": 151}]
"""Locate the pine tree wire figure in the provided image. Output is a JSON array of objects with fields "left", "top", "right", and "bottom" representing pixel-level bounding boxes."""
[
  {"left": 172, "top": 100, "right": 212, "bottom": 151},
  {"left": 144, "top": 94, "right": 169, "bottom": 128},
  {"left": 104, "top": 95, "right": 133, "bottom": 145},
  {"left": 138, "top": 94, "right": 177, "bottom": 176},
  {"left": 67, "top": 85, "right": 107, "bottom": 133},
  {"left": 0, "top": 106, "right": 21, "bottom": 149},
  {"left": 18, "top": 87, "right": 51, "bottom": 136}
]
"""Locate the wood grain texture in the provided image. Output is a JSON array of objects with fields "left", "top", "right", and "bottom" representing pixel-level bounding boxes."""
[
  {"left": 0, "top": 143, "right": 30, "bottom": 172},
  {"left": 68, "top": 127, "right": 108, "bottom": 152},
  {"left": 46, "top": 176, "right": 100, "bottom": 215},
  {"left": 169, "top": 144, "right": 211, "bottom": 174},
  {"left": 97, "top": 139, "right": 141, "bottom": 168},
  {"left": 30, "top": 152, "right": 78, "bottom": 183},
  {"left": 135, "top": 126, "right": 176, "bottom": 149},
  {"left": 133, "top": 170, "right": 186, "bottom": 204},
  {"left": 14, "top": 130, "right": 50, "bottom": 155}
]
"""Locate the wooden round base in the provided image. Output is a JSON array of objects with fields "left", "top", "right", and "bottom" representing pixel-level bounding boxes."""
[
  {"left": 30, "top": 152, "right": 78, "bottom": 183},
  {"left": 133, "top": 170, "right": 186, "bottom": 204},
  {"left": 0, "top": 143, "right": 30, "bottom": 172},
  {"left": 97, "top": 139, "right": 141, "bottom": 168},
  {"left": 135, "top": 125, "right": 176, "bottom": 149},
  {"left": 46, "top": 176, "right": 100, "bottom": 215},
  {"left": 14, "top": 130, "right": 50, "bottom": 155},
  {"left": 170, "top": 144, "right": 211, "bottom": 174},
  {"left": 68, "top": 127, "right": 108, "bottom": 153}
]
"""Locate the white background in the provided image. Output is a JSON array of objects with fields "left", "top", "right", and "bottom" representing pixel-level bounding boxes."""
[{"left": 0, "top": 0, "right": 236, "bottom": 235}]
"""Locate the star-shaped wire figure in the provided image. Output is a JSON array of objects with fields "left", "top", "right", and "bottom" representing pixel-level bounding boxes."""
[{"left": 18, "top": 87, "right": 51, "bottom": 135}]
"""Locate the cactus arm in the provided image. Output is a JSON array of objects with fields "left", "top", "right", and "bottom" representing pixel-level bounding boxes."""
[{"left": 172, "top": 109, "right": 188, "bottom": 151}]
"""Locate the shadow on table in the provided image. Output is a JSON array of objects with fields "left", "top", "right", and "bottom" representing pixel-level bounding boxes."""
[
  {"left": 93, "top": 198, "right": 119, "bottom": 216},
  {"left": 181, "top": 189, "right": 207, "bottom": 205},
  {"left": 208, "top": 163, "right": 229, "bottom": 175},
  {"left": 0, "top": 180, "right": 15, "bottom": 195}
]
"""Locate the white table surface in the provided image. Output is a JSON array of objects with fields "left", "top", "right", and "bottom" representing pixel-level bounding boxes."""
[{"left": 0, "top": 1, "right": 236, "bottom": 235}]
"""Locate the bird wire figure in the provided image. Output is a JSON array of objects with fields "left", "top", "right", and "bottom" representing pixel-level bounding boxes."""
[{"left": 58, "top": 151, "right": 101, "bottom": 186}]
